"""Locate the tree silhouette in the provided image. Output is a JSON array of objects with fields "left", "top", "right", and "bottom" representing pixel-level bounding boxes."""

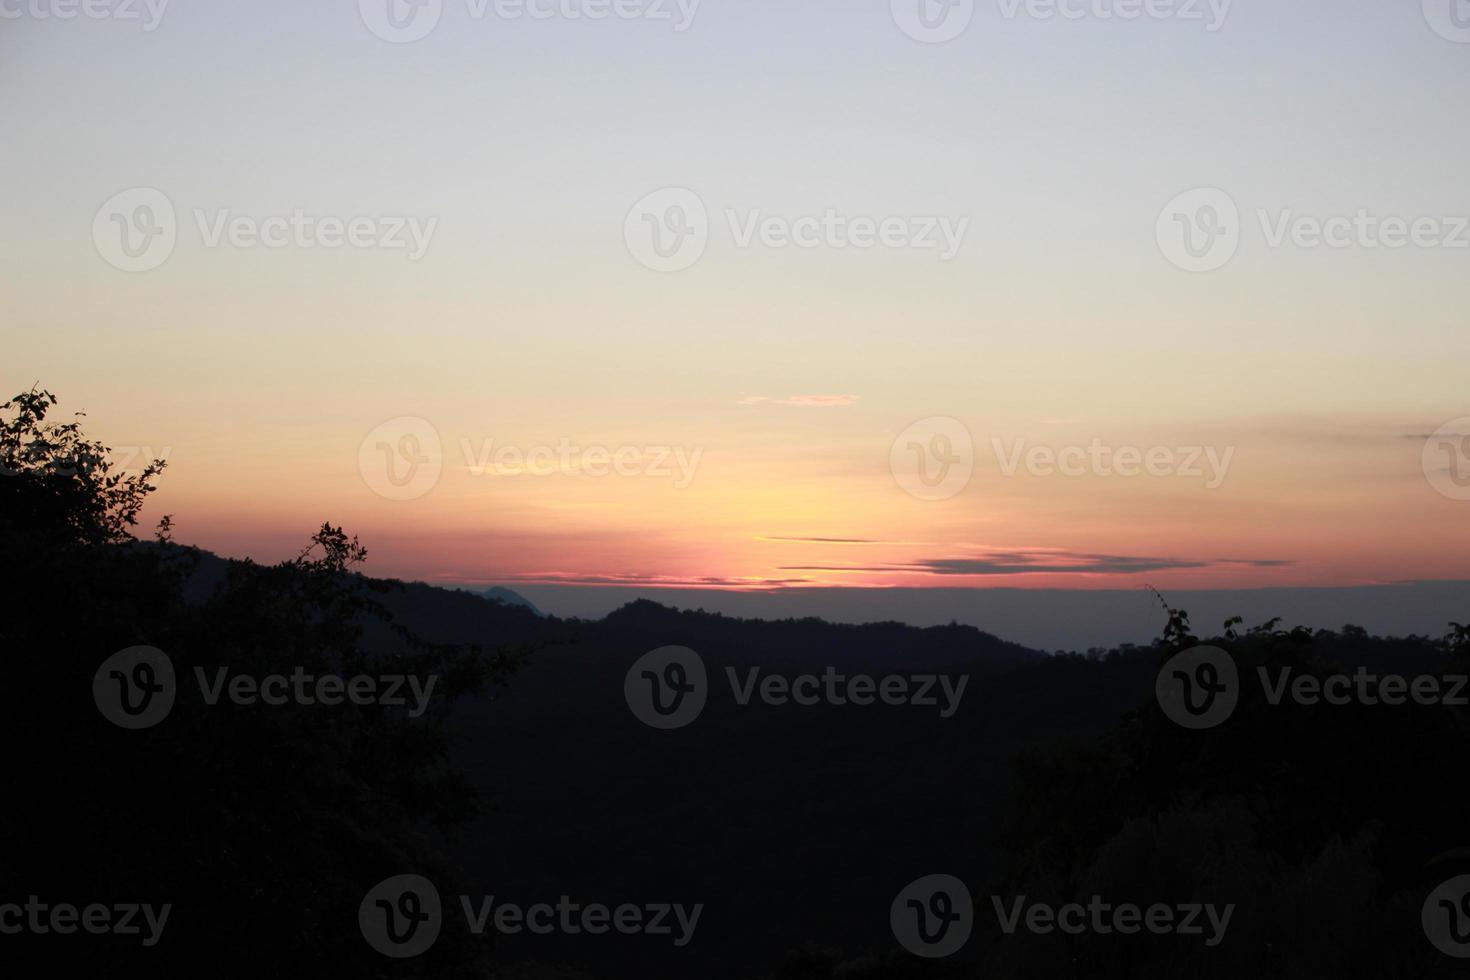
[{"left": 0, "top": 388, "right": 522, "bottom": 977}]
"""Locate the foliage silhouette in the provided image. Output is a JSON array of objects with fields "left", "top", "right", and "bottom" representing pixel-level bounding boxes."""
[{"left": 0, "top": 389, "right": 524, "bottom": 977}]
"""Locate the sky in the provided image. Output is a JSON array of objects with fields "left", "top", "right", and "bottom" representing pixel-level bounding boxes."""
[{"left": 4, "top": 0, "right": 1470, "bottom": 599}]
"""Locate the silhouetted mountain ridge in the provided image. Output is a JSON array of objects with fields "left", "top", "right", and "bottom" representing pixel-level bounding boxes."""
[
  {"left": 596, "top": 597, "right": 1041, "bottom": 671},
  {"left": 144, "top": 544, "right": 1047, "bottom": 669}
]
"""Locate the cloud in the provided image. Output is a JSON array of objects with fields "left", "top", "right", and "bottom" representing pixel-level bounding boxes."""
[
  {"left": 917, "top": 554, "right": 1205, "bottom": 576},
  {"left": 738, "top": 394, "right": 860, "bottom": 407},
  {"left": 1214, "top": 558, "right": 1295, "bottom": 568},
  {"left": 781, "top": 549, "right": 1293, "bottom": 578}
]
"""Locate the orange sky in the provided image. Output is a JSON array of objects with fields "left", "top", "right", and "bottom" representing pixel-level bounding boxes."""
[{"left": 62, "top": 390, "right": 1467, "bottom": 593}]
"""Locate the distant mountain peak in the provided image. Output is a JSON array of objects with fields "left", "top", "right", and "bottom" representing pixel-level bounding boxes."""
[{"left": 482, "top": 586, "right": 542, "bottom": 616}]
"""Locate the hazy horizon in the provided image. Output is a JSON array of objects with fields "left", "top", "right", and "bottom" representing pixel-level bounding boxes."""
[{"left": 441, "top": 579, "right": 1470, "bottom": 651}]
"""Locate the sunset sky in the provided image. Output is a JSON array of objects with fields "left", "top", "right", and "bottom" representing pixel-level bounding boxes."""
[{"left": 5, "top": 0, "right": 1469, "bottom": 596}]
